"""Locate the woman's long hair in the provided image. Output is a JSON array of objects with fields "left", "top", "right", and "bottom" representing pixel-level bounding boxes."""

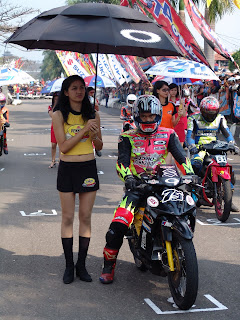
[
  {"left": 169, "top": 83, "right": 179, "bottom": 99},
  {"left": 54, "top": 75, "right": 95, "bottom": 123},
  {"left": 152, "top": 80, "right": 169, "bottom": 104}
]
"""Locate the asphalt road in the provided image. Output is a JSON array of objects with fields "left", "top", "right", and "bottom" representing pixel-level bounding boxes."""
[{"left": 0, "top": 99, "right": 240, "bottom": 320}]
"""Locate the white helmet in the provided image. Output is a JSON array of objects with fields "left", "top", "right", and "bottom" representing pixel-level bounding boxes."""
[{"left": 126, "top": 94, "right": 137, "bottom": 108}]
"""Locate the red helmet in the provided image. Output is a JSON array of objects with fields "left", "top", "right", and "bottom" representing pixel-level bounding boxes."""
[
  {"left": 133, "top": 95, "right": 162, "bottom": 134},
  {"left": 200, "top": 96, "right": 220, "bottom": 122}
]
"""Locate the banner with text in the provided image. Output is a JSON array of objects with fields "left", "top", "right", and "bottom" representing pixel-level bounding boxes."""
[
  {"left": 137, "top": 0, "right": 209, "bottom": 66},
  {"left": 184, "top": 0, "right": 235, "bottom": 64}
]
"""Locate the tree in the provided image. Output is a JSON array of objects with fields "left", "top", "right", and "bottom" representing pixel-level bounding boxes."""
[
  {"left": 229, "top": 50, "right": 240, "bottom": 72},
  {"left": 0, "top": 1, "right": 36, "bottom": 39},
  {"left": 41, "top": 51, "right": 66, "bottom": 81}
]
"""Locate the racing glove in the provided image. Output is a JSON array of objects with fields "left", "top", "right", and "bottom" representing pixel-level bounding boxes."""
[
  {"left": 189, "top": 144, "right": 198, "bottom": 155},
  {"left": 125, "top": 175, "right": 137, "bottom": 191}
]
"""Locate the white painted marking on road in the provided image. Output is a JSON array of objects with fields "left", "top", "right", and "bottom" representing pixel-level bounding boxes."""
[
  {"left": 98, "top": 171, "right": 104, "bottom": 174},
  {"left": 24, "top": 153, "right": 46, "bottom": 156},
  {"left": 7, "top": 139, "right": 14, "bottom": 141},
  {"left": 108, "top": 155, "right": 117, "bottom": 158},
  {"left": 228, "top": 158, "right": 233, "bottom": 161},
  {"left": 197, "top": 218, "right": 240, "bottom": 226},
  {"left": 101, "top": 128, "right": 120, "bottom": 131},
  {"left": 20, "top": 209, "right": 58, "bottom": 216},
  {"left": 0, "top": 168, "right": 5, "bottom": 172},
  {"left": 144, "top": 294, "right": 227, "bottom": 314}
]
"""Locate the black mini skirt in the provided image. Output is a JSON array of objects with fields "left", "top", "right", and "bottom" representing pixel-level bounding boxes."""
[{"left": 57, "top": 159, "right": 99, "bottom": 193}]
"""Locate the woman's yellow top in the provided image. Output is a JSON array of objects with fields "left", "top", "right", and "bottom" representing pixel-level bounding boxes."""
[{"left": 63, "top": 111, "right": 93, "bottom": 155}]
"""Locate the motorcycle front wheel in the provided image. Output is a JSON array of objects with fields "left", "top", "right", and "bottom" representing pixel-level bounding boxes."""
[
  {"left": 168, "top": 233, "right": 198, "bottom": 310},
  {"left": 214, "top": 178, "right": 232, "bottom": 222}
]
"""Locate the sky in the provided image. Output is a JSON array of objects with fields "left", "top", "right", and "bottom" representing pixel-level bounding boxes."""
[{"left": 1, "top": 0, "right": 240, "bottom": 62}]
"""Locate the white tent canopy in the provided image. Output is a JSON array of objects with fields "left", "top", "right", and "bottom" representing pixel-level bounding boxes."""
[{"left": 0, "top": 67, "right": 35, "bottom": 86}]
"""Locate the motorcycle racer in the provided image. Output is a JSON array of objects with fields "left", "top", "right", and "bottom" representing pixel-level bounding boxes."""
[
  {"left": 186, "top": 96, "right": 239, "bottom": 211},
  {"left": 99, "top": 95, "right": 195, "bottom": 284},
  {"left": 120, "top": 94, "right": 137, "bottom": 132},
  {"left": 0, "top": 93, "right": 10, "bottom": 154}
]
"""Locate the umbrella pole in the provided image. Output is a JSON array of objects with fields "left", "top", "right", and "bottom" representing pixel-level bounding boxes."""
[{"left": 93, "top": 45, "right": 99, "bottom": 110}]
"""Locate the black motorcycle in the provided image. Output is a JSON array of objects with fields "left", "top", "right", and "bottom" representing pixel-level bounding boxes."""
[{"left": 126, "top": 165, "right": 198, "bottom": 310}]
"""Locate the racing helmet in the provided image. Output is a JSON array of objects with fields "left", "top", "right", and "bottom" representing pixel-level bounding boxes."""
[
  {"left": 0, "top": 93, "right": 6, "bottom": 107},
  {"left": 183, "top": 88, "right": 191, "bottom": 97},
  {"left": 126, "top": 94, "right": 137, "bottom": 108},
  {"left": 133, "top": 95, "right": 162, "bottom": 134},
  {"left": 200, "top": 96, "right": 220, "bottom": 122}
]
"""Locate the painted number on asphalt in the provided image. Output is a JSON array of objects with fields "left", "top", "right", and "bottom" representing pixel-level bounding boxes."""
[{"left": 20, "top": 210, "right": 57, "bottom": 216}]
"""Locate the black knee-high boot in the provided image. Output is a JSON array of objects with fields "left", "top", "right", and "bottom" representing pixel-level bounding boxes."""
[
  {"left": 62, "top": 237, "right": 74, "bottom": 284},
  {"left": 76, "top": 236, "right": 92, "bottom": 282}
]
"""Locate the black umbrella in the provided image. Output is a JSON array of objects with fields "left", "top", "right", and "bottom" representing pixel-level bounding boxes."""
[
  {"left": 6, "top": 3, "right": 181, "bottom": 58},
  {"left": 6, "top": 3, "right": 182, "bottom": 108}
]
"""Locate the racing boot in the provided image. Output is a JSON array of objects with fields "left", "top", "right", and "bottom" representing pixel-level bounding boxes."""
[
  {"left": 99, "top": 247, "right": 119, "bottom": 284},
  {"left": 75, "top": 236, "right": 92, "bottom": 282},
  {"left": 62, "top": 237, "right": 74, "bottom": 284}
]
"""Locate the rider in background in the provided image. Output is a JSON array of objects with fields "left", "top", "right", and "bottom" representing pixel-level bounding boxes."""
[
  {"left": 0, "top": 93, "right": 10, "bottom": 154},
  {"left": 120, "top": 94, "right": 137, "bottom": 132},
  {"left": 186, "top": 96, "right": 239, "bottom": 211},
  {"left": 99, "top": 95, "right": 195, "bottom": 284}
]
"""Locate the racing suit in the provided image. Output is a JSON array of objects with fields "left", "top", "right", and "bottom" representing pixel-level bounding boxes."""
[
  {"left": 100, "top": 126, "right": 194, "bottom": 283},
  {"left": 0, "top": 106, "right": 9, "bottom": 153},
  {"left": 186, "top": 113, "right": 234, "bottom": 175},
  {"left": 120, "top": 105, "right": 136, "bottom": 132}
]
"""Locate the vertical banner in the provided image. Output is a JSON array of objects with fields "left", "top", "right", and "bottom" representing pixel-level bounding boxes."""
[
  {"left": 107, "top": 54, "right": 126, "bottom": 85},
  {"left": 184, "top": 0, "right": 236, "bottom": 65},
  {"left": 64, "top": 53, "right": 90, "bottom": 78},
  {"left": 92, "top": 53, "right": 110, "bottom": 78},
  {"left": 128, "top": 56, "right": 150, "bottom": 84},
  {"left": 83, "top": 54, "right": 96, "bottom": 74},
  {"left": 137, "top": 0, "right": 209, "bottom": 66},
  {"left": 98, "top": 54, "right": 116, "bottom": 81},
  {"left": 116, "top": 55, "right": 140, "bottom": 83},
  {"left": 56, "top": 51, "right": 71, "bottom": 76}
]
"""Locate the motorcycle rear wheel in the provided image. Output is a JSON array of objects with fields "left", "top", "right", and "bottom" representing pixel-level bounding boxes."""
[
  {"left": 168, "top": 233, "right": 198, "bottom": 310},
  {"left": 214, "top": 178, "right": 232, "bottom": 222}
]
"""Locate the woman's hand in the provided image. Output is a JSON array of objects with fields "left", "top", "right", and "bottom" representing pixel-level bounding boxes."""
[{"left": 83, "top": 119, "right": 98, "bottom": 134}]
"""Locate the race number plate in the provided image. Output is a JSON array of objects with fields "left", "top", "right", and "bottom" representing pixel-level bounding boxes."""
[{"left": 215, "top": 155, "right": 227, "bottom": 164}]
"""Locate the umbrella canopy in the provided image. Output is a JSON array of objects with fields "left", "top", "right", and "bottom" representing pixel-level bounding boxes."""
[
  {"left": 41, "top": 80, "right": 55, "bottom": 94},
  {"left": 6, "top": 3, "right": 181, "bottom": 58},
  {"left": 146, "top": 58, "right": 219, "bottom": 80},
  {"left": 50, "top": 78, "right": 65, "bottom": 93},
  {"left": 84, "top": 75, "right": 116, "bottom": 88},
  {"left": 0, "top": 67, "right": 35, "bottom": 86},
  {"left": 152, "top": 75, "right": 193, "bottom": 86}
]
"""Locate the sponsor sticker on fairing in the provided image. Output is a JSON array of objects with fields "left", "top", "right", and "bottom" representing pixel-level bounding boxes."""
[
  {"left": 186, "top": 195, "right": 195, "bottom": 206},
  {"left": 147, "top": 196, "right": 159, "bottom": 207}
]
